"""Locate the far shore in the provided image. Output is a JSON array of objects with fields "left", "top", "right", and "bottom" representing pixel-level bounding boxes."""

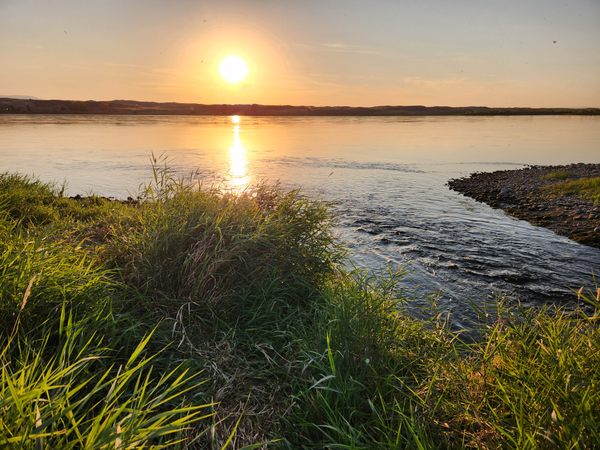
[
  {"left": 449, "top": 163, "right": 600, "bottom": 248},
  {"left": 1, "top": 97, "right": 600, "bottom": 116}
]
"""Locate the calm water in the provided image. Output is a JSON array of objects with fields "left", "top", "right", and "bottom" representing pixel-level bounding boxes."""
[{"left": 1, "top": 115, "right": 599, "bottom": 327}]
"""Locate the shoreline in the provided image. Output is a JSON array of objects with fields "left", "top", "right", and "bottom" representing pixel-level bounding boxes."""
[
  {"left": 2, "top": 98, "right": 600, "bottom": 116},
  {"left": 448, "top": 163, "right": 600, "bottom": 248}
]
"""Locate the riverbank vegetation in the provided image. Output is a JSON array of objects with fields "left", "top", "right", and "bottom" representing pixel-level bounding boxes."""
[
  {"left": 548, "top": 176, "right": 600, "bottom": 205},
  {"left": 1, "top": 167, "right": 598, "bottom": 448}
]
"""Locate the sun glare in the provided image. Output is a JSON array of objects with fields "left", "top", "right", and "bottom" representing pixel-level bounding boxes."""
[
  {"left": 219, "top": 55, "right": 249, "bottom": 84},
  {"left": 229, "top": 121, "right": 249, "bottom": 191}
]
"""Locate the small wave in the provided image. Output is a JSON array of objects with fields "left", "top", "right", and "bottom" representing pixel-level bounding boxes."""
[
  {"left": 432, "top": 161, "right": 525, "bottom": 166},
  {"left": 269, "top": 157, "right": 424, "bottom": 173}
]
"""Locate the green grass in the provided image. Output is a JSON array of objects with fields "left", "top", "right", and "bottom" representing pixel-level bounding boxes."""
[
  {"left": 1, "top": 311, "right": 212, "bottom": 449},
  {"left": 286, "top": 275, "right": 600, "bottom": 449},
  {"left": 548, "top": 176, "right": 600, "bottom": 204},
  {"left": 0, "top": 172, "right": 122, "bottom": 226},
  {"left": 542, "top": 170, "right": 572, "bottom": 181},
  {"left": 1, "top": 167, "right": 599, "bottom": 449},
  {"left": 431, "top": 300, "right": 600, "bottom": 448},
  {"left": 285, "top": 271, "right": 452, "bottom": 448}
]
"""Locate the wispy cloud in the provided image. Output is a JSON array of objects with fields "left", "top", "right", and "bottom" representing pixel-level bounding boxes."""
[
  {"left": 400, "top": 76, "right": 468, "bottom": 88},
  {"left": 320, "top": 42, "right": 380, "bottom": 55}
]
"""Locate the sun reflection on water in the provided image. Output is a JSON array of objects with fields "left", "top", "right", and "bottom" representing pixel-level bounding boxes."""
[{"left": 228, "top": 115, "right": 250, "bottom": 191}]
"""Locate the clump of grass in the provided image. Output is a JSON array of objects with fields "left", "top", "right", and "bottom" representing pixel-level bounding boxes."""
[
  {"left": 0, "top": 171, "right": 216, "bottom": 447},
  {"left": 548, "top": 176, "right": 600, "bottom": 204},
  {"left": 0, "top": 172, "right": 120, "bottom": 226},
  {"left": 0, "top": 221, "right": 115, "bottom": 339},
  {"left": 285, "top": 270, "right": 455, "bottom": 448},
  {"left": 285, "top": 270, "right": 600, "bottom": 449},
  {"left": 542, "top": 170, "right": 572, "bottom": 181},
  {"left": 430, "top": 294, "right": 600, "bottom": 448},
  {"left": 108, "top": 161, "right": 338, "bottom": 321},
  {"left": 1, "top": 309, "right": 212, "bottom": 449},
  {"left": 103, "top": 160, "right": 342, "bottom": 445},
  {"left": 106, "top": 161, "right": 340, "bottom": 350},
  {"left": 0, "top": 172, "right": 66, "bottom": 225}
]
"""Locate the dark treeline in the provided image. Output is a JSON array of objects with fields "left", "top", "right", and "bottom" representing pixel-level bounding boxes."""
[{"left": 2, "top": 97, "right": 599, "bottom": 116}]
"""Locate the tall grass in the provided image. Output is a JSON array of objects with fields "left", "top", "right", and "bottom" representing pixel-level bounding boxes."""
[
  {"left": 0, "top": 171, "right": 215, "bottom": 448},
  {"left": 0, "top": 172, "right": 119, "bottom": 226},
  {"left": 430, "top": 294, "right": 600, "bottom": 448},
  {"left": 103, "top": 161, "right": 342, "bottom": 445},
  {"left": 285, "top": 270, "right": 451, "bottom": 448},
  {"left": 108, "top": 161, "right": 337, "bottom": 317},
  {"left": 287, "top": 276, "right": 600, "bottom": 449},
  {"left": 0, "top": 221, "right": 114, "bottom": 338},
  {"left": 1, "top": 309, "right": 212, "bottom": 448}
]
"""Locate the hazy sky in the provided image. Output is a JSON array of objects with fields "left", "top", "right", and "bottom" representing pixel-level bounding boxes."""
[{"left": 1, "top": 0, "right": 599, "bottom": 107}]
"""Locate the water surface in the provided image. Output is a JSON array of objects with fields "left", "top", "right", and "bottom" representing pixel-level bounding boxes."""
[{"left": 1, "top": 114, "right": 599, "bottom": 328}]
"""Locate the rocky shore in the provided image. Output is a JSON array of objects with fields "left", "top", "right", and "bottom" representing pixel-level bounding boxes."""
[{"left": 448, "top": 163, "right": 600, "bottom": 248}]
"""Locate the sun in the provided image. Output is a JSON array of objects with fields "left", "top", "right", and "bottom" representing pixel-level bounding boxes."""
[{"left": 219, "top": 55, "right": 249, "bottom": 84}]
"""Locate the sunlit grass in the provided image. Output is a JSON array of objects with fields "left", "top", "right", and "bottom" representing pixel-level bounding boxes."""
[
  {"left": 430, "top": 295, "right": 600, "bottom": 448},
  {"left": 0, "top": 172, "right": 123, "bottom": 226},
  {"left": 286, "top": 276, "right": 600, "bottom": 449},
  {"left": 1, "top": 310, "right": 212, "bottom": 448},
  {"left": 542, "top": 170, "right": 572, "bottom": 181},
  {"left": 548, "top": 176, "right": 600, "bottom": 204}
]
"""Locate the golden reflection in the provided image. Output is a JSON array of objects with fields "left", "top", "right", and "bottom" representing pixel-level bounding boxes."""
[{"left": 228, "top": 116, "right": 250, "bottom": 191}]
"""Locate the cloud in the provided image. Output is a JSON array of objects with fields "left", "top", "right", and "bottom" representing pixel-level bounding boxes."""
[
  {"left": 320, "top": 42, "right": 380, "bottom": 55},
  {"left": 400, "top": 76, "right": 467, "bottom": 88}
]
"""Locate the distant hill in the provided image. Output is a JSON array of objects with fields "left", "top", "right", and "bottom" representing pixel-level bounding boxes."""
[
  {"left": 0, "top": 98, "right": 598, "bottom": 116},
  {"left": 0, "top": 95, "right": 40, "bottom": 100}
]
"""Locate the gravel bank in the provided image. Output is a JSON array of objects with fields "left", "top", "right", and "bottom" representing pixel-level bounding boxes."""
[{"left": 448, "top": 164, "right": 600, "bottom": 248}]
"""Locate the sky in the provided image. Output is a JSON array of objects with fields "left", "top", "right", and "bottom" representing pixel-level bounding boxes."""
[{"left": 1, "top": 0, "right": 599, "bottom": 107}]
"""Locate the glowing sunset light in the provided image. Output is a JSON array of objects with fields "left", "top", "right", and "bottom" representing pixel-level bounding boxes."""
[
  {"left": 1, "top": 2, "right": 599, "bottom": 106},
  {"left": 219, "top": 55, "right": 249, "bottom": 84}
]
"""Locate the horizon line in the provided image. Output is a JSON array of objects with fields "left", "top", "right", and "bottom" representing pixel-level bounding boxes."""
[{"left": 2, "top": 97, "right": 600, "bottom": 111}]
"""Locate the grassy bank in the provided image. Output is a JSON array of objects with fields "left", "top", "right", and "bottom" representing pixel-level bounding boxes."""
[
  {"left": 547, "top": 176, "right": 600, "bottom": 205},
  {"left": 1, "top": 168, "right": 598, "bottom": 449}
]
